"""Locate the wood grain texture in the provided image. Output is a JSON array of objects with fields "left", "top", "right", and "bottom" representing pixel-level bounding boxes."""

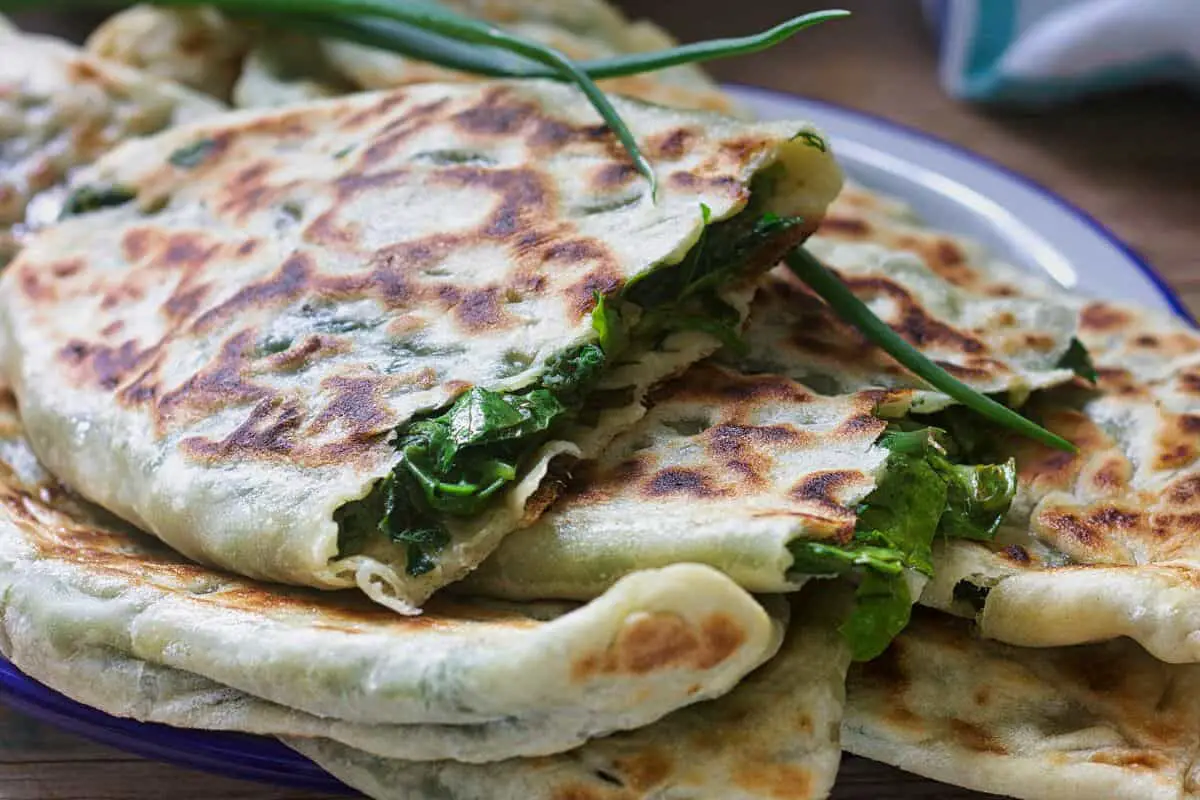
[{"left": 2, "top": 0, "right": 1197, "bottom": 798}]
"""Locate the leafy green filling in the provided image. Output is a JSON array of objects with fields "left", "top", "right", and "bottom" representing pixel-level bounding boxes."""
[
  {"left": 1057, "top": 337, "right": 1098, "bottom": 383},
  {"left": 788, "top": 424, "right": 1016, "bottom": 661},
  {"left": 625, "top": 206, "right": 801, "bottom": 352},
  {"left": 59, "top": 184, "right": 136, "bottom": 219},
  {"left": 339, "top": 205, "right": 798, "bottom": 575}
]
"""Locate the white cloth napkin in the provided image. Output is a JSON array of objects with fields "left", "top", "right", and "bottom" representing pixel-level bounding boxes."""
[{"left": 923, "top": 0, "right": 1200, "bottom": 105}]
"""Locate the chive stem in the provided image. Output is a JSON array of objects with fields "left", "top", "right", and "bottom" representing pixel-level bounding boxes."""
[
  {"left": 267, "top": 10, "right": 850, "bottom": 82},
  {"left": 2, "top": 0, "right": 848, "bottom": 195},
  {"left": 785, "top": 248, "right": 1076, "bottom": 453}
]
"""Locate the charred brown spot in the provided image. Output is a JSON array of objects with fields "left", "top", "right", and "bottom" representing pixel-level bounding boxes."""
[
  {"left": 50, "top": 259, "right": 84, "bottom": 279},
  {"left": 613, "top": 748, "right": 673, "bottom": 792},
  {"left": 541, "top": 238, "right": 610, "bottom": 264},
  {"left": 565, "top": 266, "right": 623, "bottom": 320},
  {"left": 303, "top": 210, "right": 359, "bottom": 250},
  {"left": 846, "top": 276, "right": 986, "bottom": 355},
  {"left": 527, "top": 118, "right": 574, "bottom": 148},
  {"left": 645, "top": 467, "right": 720, "bottom": 498},
  {"left": 1088, "top": 751, "right": 1169, "bottom": 771},
  {"left": 790, "top": 470, "right": 861, "bottom": 512},
  {"left": 571, "top": 611, "right": 746, "bottom": 682},
  {"left": 60, "top": 338, "right": 160, "bottom": 391},
  {"left": 1156, "top": 442, "right": 1198, "bottom": 471},
  {"left": 1040, "top": 511, "right": 1100, "bottom": 548},
  {"left": 360, "top": 98, "right": 451, "bottom": 166},
  {"left": 454, "top": 287, "right": 512, "bottom": 331},
  {"left": 100, "top": 283, "right": 145, "bottom": 310},
  {"left": 590, "top": 162, "right": 638, "bottom": 191},
  {"left": 933, "top": 359, "right": 1001, "bottom": 382},
  {"left": 309, "top": 376, "right": 390, "bottom": 441},
  {"left": 19, "top": 268, "right": 51, "bottom": 302},
  {"left": 1002, "top": 544, "right": 1031, "bottom": 564},
  {"left": 733, "top": 765, "right": 814, "bottom": 800},
  {"left": 649, "top": 127, "right": 699, "bottom": 160},
  {"left": 335, "top": 168, "right": 409, "bottom": 198},
  {"left": 706, "top": 423, "right": 799, "bottom": 456},
  {"left": 1167, "top": 476, "right": 1200, "bottom": 506},
  {"left": 1080, "top": 303, "right": 1130, "bottom": 331},
  {"left": 160, "top": 234, "right": 219, "bottom": 272},
  {"left": 1089, "top": 506, "right": 1140, "bottom": 529},
  {"left": 819, "top": 216, "right": 870, "bottom": 236},
  {"left": 157, "top": 331, "right": 266, "bottom": 418},
  {"left": 163, "top": 284, "right": 210, "bottom": 320},
  {"left": 235, "top": 239, "right": 260, "bottom": 258},
  {"left": 715, "top": 376, "right": 812, "bottom": 405},
  {"left": 192, "top": 253, "right": 313, "bottom": 333},
  {"left": 935, "top": 240, "right": 966, "bottom": 267},
  {"left": 183, "top": 397, "right": 302, "bottom": 459},
  {"left": 835, "top": 413, "right": 886, "bottom": 439},
  {"left": 949, "top": 719, "right": 1007, "bottom": 754},
  {"left": 1090, "top": 459, "right": 1130, "bottom": 491},
  {"left": 452, "top": 88, "right": 535, "bottom": 136},
  {"left": 1134, "top": 334, "right": 1161, "bottom": 348},
  {"left": 121, "top": 228, "right": 157, "bottom": 262}
]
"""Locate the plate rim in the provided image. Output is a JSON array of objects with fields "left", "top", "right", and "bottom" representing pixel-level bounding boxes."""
[
  {"left": 2, "top": 82, "right": 1194, "bottom": 791},
  {"left": 725, "top": 82, "right": 1196, "bottom": 325}
]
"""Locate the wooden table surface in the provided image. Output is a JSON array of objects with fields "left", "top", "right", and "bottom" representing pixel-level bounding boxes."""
[{"left": 4, "top": 1, "right": 1199, "bottom": 798}]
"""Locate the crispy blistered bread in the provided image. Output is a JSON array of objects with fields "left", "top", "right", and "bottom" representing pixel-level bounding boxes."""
[
  {"left": 0, "top": 371, "right": 786, "bottom": 761},
  {"left": 0, "top": 24, "right": 221, "bottom": 264},
  {"left": 0, "top": 79, "right": 840, "bottom": 610},
  {"left": 923, "top": 304, "right": 1200, "bottom": 662},
  {"left": 845, "top": 609, "right": 1200, "bottom": 800},
  {"left": 292, "top": 583, "right": 851, "bottom": 800}
]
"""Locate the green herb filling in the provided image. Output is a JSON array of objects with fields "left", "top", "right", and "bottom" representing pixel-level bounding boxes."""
[
  {"left": 337, "top": 204, "right": 803, "bottom": 575},
  {"left": 788, "top": 422, "right": 1017, "bottom": 661}
]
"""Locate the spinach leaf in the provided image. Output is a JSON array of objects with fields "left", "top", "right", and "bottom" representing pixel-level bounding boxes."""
[
  {"left": 590, "top": 292, "right": 626, "bottom": 356},
  {"left": 787, "top": 423, "right": 1016, "bottom": 661},
  {"left": 1057, "top": 337, "right": 1098, "bottom": 383},
  {"left": 855, "top": 428, "right": 949, "bottom": 576},
  {"left": 839, "top": 571, "right": 913, "bottom": 662},
  {"left": 441, "top": 387, "right": 564, "bottom": 450},
  {"left": 540, "top": 343, "right": 606, "bottom": 403},
  {"left": 60, "top": 184, "right": 136, "bottom": 218},
  {"left": 933, "top": 458, "right": 1017, "bottom": 541},
  {"left": 788, "top": 540, "right": 906, "bottom": 576},
  {"left": 624, "top": 209, "right": 801, "bottom": 311}
]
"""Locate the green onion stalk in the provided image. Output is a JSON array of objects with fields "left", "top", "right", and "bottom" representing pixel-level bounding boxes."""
[{"left": 3, "top": 0, "right": 1073, "bottom": 449}]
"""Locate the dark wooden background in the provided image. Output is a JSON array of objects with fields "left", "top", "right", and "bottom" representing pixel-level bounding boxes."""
[{"left": 3, "top": 1, "right": 1197, "bottom": 797}]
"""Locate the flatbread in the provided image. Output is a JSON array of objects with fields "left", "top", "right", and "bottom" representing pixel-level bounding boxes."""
[
  {"left": 463, "top": 250, "right": 1079, "bottom": 601},
  {"left": 810, "top": 181, "right": 1200, "bottom": 666},
  {"left": 0, "top": 80, "right": 841, "bottom": 612},
  {"left": 0, "top": 25, "right": 222, "bottom": 265},
  {"left": 291, "top": 582, "right": 851, "bottom": 800},
  {"left": 844, "top": 609, "right": 1200, "bottom": 800},
  {"left": 84, "top": 5, "right": 251, "bottom": 102},
  {"left": 0, "top": 374, "right": 785, "bottom": 762},
  {"left": 319, "top": 14, "right": 738, "bottom": 116},
  {"left": 921, "top": 300, "right": 1200, "bottom": 662},
  {"left": 85, "top": 2, "right": 737, "bottom": 114}
]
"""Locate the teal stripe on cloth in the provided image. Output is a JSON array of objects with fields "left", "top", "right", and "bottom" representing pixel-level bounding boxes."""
[
  {"left": 964, "top": 0, "right": 1018, "bottom": 83},
  {"left": 961, "top": 52, "right": 1200, "bottom": 104}
]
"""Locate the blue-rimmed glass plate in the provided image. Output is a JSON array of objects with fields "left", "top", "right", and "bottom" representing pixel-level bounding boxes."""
[{"left": 0, "top": 86, "right": 1190, "bottom": 791}]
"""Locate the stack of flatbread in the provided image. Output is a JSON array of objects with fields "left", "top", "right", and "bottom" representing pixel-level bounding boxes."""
[{"left": 2, "top": 5, "right": 1197, "bottom": 799}]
